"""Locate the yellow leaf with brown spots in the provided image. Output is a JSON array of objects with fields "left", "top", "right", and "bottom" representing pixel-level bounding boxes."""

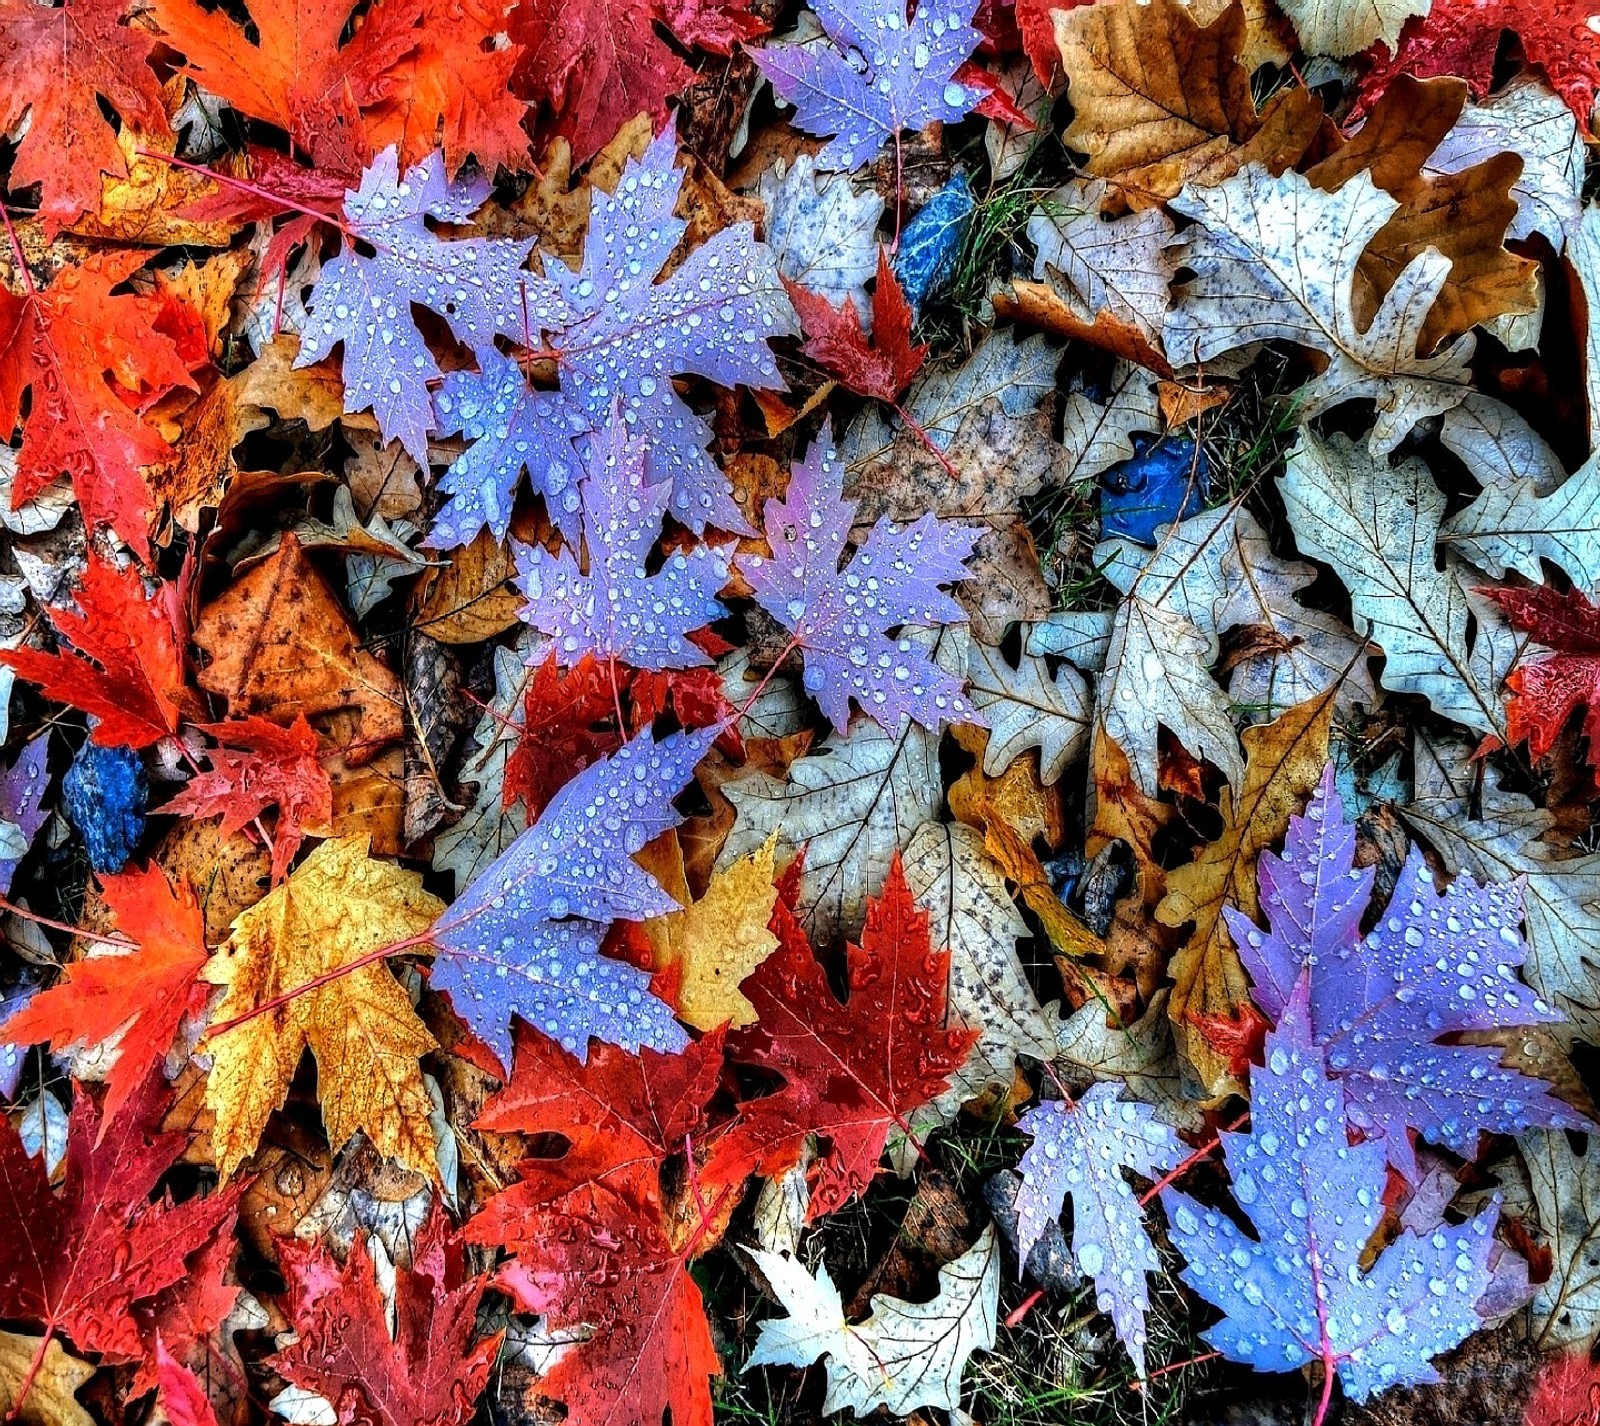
[{"left": 202, "top": 836, "right": 444, "bottom": 1180}]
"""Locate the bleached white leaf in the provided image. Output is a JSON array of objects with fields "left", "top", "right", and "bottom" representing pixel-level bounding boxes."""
[
  {"left": 1028, "top": 179, "right": 1176, "bottom": 342},
  {"left": 1059, "top": 361, "right": 1162, "bottom": 486},
  {"left": 745, "top": 1228, "right": 1000, "bottom": 1416},
  {"left": 1055, "top": 989, "right": 1202, "bottom": 1131},
  {"left": 984, "top": 60, "right": 1051, "bottom": 182},
  {"left": 1167, "top": 165, "right": 1472, "bottom": 453},
  {"left": 966, "top": 639, "right": 1091, "bottom": 784},
  {"left": 902, "top": 822, "right": 1056, "bottom": 1122},
  {"left": 1277, "top": 0, "right": 1429, "bottom": 57},
  {"left": 1572, "top": 204, "right": 1600, "bottom": 455},
  {"left": 270, "top": 1387, "right": 338, "bottom": 1426},
  {"left": 1525, "top": 1129, "right": 1600, "bottom": 1350},
  {"left": 1425, "top": 77, "right": 1584, "bottom": 250},
  {"left": 1280, "top": 430, "right": 1508, "bottom": 736},
  {"left": 718, "top": 626, "right": 949, "bottom": 939},
  {"left": 432, "top": 642, "right": 529, "bottom": 890},
  {"left": 1440, "top": 453, "right": 1600, "bottom": 595},
  {"left": 1439, "top": 392, "right": 1567, "bottom": 497},
  {"left": 1403, "top": 733, "right": 1600, "bottom": 1017},
  {"left": 758, "top": 155, "right": 885, "bottom": 310},
  {"left": 718, "top": 647, "right": 808, "bottom": 740},
  {"left": 753, "top": 1162, "right": 811, "bottom": 1257}
]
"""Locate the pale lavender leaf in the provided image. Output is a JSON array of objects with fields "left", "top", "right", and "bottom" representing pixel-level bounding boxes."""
[
  {"left": 429, "top": 351, "right": 591, "bottom": 548},
  {"left": 0, "top": 733, "right": 49, "bottom": 897},
  {"left": 1223, "top": 765, "right": 1582, "bottom": 1176},
  {"left": 428, "top": 726, "right": 713, "bottom": 1067},
  {"left": 754, "top": 0, "right": 984, "bottom": 172},
  {"left": 298, "top": 147, "right": 565, "bottom": 465},
  {"left": 543, "top": 125, "right": 797, "bottom": 533},
  {"left": 1163, "top": 981, "right": 1497, "bottom": 1402},
  {"left": 514, "top": 415, "right": 731, "bottom": 671},
  {"left": 740, "top": 424, "right": 980, "bottom": 731},
  {"left": 1014, "top": 1084, "right": 1183, "bottom": 1377}
]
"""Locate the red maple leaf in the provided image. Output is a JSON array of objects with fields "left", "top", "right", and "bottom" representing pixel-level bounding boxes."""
[
  {"left": 509, "top": 0, "right": 766, "bottom": 166},
  {"left": 785, "top": 248, "right": 928, "bottom": 405},
  {"left": 0, "top": 1072, "right": 241, "bottom": 1364},
  {"left": 1480, "top": 585, "right": 1600, "bottom": 785},
  {"left": 503, "top": 654, "right": 625, "bottom": 820},
  {"left": 467, "top": 1029, "right": 794, "bottom": 1426},
  {"left": 155, "top": 1339, "right": 220, "bottom": 1426},
  {"left": 162, "top": 716, "right": 333, "bottom": 882},
  {"left": 0, "top": 253, "right": 196, "bottom": 559},
  {"left": 728, "top": 854, "right": 978, "bottom": 1218},
  {"left": 0, "top": 0, "right": 171, "bottom": 230},
  {"left": 0, "top": 551, "right": 191, "bottom": 747},
  {"left": 272, "top": 1203, "right": 501, "bottom": 1426},
  {"left": 1357, "top": 1, "right": 1600, "bottom": 131},
  {"left": 133, "top": 1228, "right": 243, "bottom": 1399},
  {"left": 1523, "top": 1350, "right": 1600, "bottom": 1426},
  {"left": 149, "top": 0, "right": 423, "bottom": 172},
  {"left": 1, "top": 863, "right": 209, "bottom": 1124},
  {"left": 1186, "top": 1002, "right": 1271, "bottom": 1084}
]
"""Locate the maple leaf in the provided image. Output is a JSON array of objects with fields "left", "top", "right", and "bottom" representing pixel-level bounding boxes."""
[
  {"left": 0, "top": 0, "right": 170, "bottom": 230},
  {"left": 0, "top": 1330, "right": 95, "bottom": 1426},
  {"left": 785, "top": 249, "right": 926, "bottom": 404},
  {"left": 740, "top": 426, "right": 979, "bottom": 732},
  {"left": 154, "top": 1339, "right": 217, "bottom": 1426},
  {"left": 753, "top": 0, "right": 984, "bottom": 172},
  {"left": 149, "top": 0, "right": 421, "bottom": 172},
  {"left": 428, "top": 725, "right": 714, "bottom": 1070},
  {"left": 1481, "top": 585, "right": 1600, "bottom": 787},
  {"left": 1013, "top": 1086, "right": 1182, "bottom": 1375},
  {"left": 728, "top": 855, "right": 977, "bottom": 1216},
  {"left": 202, "top": 835, "right": 444, "bottom": 1180},
  {"left": 1358, "top": 0, "right": 1600, "bottom": 133},
  {"left": 510, "top": 0, "right": 766, "bottom": 167},
  {"left": 0, "top": 253, "right": 195, "bottom": 559},
  {"left": 744, "top": 1229, "right": 1000, "bottom": 1415},
  {"left": 297, "top": 148, "right": 550, "bottom": 466},
  {"left": 0, "top": 1071, "right": 240, "bottom": 1362},
  {"left": 1164, "top": 979, "right": 1497, "bottom": 1402},
  {"left": 162, "top": 716, "right": 332, "bottom": 883},
  {"left": 1, "top": 552, "right": 190, "bottom": 748},
  {"left": 0, "top": 734, "right": 50, "bottom": 896},
  {"left": 272, "top": 1203, "right": 502, "bottom": 1426},
  {"left": 467, "top": 1028, "right": 782, "bottom": 1426},
  {"left": 758, "top": 155, "right": 885, "bottom": 310},
  {"left": 1, "top": 863, "right": 209, "bottom": 1124},
  {"left": 503, "top": 652, "right": 624, "bottom": 818},
  {"left": 516, "top": 417, "right": 731, "bottom": 671},
  {"left": 1226, "top": 765, "right": 1582, "bottom": 1177}
]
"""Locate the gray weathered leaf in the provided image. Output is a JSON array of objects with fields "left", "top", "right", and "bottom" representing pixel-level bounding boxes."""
[
  {"left": 1059, "top": 361, "right": 1162, "bottom": 486},
  {"left": 1278, "top": 0, "right": 1427, "bottom": 56},
  {"left": 1525, "top": 1128, "right": 1600, "bottom": 1350},
  {"left": 1439, "top": 392, "right": 1568, "bottom": 497},
  {"left": 1441, "top": 453, "right": 1600, "bottom": 595},
  {"left": 758, "top": 155, "right": 885, "bottom": 310},
  {"left": 1280, "top": 430, "right": 1508, "bottom": 736},
  {"left": 1055, "top": 989, "right": 1202, "bottom": 1132},
  {"left": 1167, "top": 165, "right": 1472, "bottom": 453},
  {"left": 966, "top": 639, "right": 1091, "bottom": 784}
]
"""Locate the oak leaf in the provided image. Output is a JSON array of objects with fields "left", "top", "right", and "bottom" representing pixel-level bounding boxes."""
[
  {"left": 1, "top": 551, "right": 190, "bottom": 748},
  {"left": 2, "top": 863, "right": 209, "bottom": 1124},
  {"left": 1055, "top": 0, "right": 1319, "bottom": 207},
  {"left": 201, "top": 835, "right": 444, "bottom": 1180},
  {"left": 1156, "top": 688, "right": 1336, "bottom": 1092},
  {"left": 193, "top": 534, "right": 404, "bottom": 756}
]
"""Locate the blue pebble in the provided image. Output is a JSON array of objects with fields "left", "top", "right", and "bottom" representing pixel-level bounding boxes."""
[
  {"left": 892, "top": 173, "right": 974, "bottom": 319},
  {"left": 63, "top": 742, "right": 147, "bottom": 875},
  {"left": 1099, "top": 433, "right": 1212, "bottom": 546}
]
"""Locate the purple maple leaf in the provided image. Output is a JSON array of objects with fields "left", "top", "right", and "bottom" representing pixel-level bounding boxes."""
[
  {"left": 430, "top": 349, "right": 590, "bottom": 548},
  {"left": 539, "top": 125, "right": 798, "bottom": 534},
  {"left": 514, "top": 414, "right": 731, "bottom": 671},
  {"left": 1165, "top": 980, "right": 1498, "bottom": 1403},
  {"left": 754, "top": 0, "right": 984, "bottom": 173},
  {"left": 1224, "top": 766, "right": 1583, "bottom": 1178},
  {"left": 428, "top": 725, "right": 714, "bottom": 1069},
  {"left": 739, "top": 423, "right": 980, "bottom": 731},
  {"left": 298, "top": 148, "right": 567, "bottom": 466},
  {"left": 0, "top": 733, "right": 49, "bottom": 897},
  {"left": 1013, "top": 1085, "right": 1183, "bottom": 1377}
]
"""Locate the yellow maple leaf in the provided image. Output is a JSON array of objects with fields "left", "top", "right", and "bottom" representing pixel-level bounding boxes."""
[
  {"left": 0, "top": 1331, "right": 94, "bottom": 1426},
  {"left": 642, "top": 834, "right": 780, "bottom": 1031},
  {"left": 202, "top": 836, "right": 443, "bottom": 1180}
]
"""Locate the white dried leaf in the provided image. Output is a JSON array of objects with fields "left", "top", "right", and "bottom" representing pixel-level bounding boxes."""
[
  {"left": 1167, "top": 165, "right": 1472, "bottom": 453},
  {"left": 758, "top": 155, "right": 884, "bottom": 310},
  {"left": 1055, "top": 989, "right": 1202, "bottom": 1132},
  {"left": 1059, "top": 362, "right": 1162, "bottom": 486},
  {"left": 1277, "top": 0, "right": 1429, "bottom": 57},
  {"left": 966, "top": 639, "right": 1091, "bottom": 784},
  {"left": 1439, "top": 392, "right": 1567, "bottom": 497},
  {"left": 1440, "top": 453, "right": 1600, "bottom": 595},
  {"left": 1524, "top": 1128, "right": 1600, "bottom": 1350}
]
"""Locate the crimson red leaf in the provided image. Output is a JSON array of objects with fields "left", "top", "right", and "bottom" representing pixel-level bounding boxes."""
[{"left": 785, "top": 247, "right": 928, "bottom": 404}]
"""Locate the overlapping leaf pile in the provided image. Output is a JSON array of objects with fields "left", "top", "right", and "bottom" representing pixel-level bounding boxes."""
[{"left": 2, "top": 0, "right": 1600, "bottom": 1421}]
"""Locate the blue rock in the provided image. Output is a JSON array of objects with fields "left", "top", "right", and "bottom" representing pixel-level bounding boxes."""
[
  {"left": 892, "top": 173, "right": 974, "bottom": 319},
  {"left": 63, "top": 741, "right": 146, "bottom": 874},
  {"left": 1099, "top": 433, "right": 1211, "bottom": 546}
]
